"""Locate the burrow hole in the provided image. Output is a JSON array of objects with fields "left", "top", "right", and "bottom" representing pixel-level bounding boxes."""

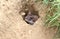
[{"left": 20, "top": 3, "right": 40, "bottom": 25}]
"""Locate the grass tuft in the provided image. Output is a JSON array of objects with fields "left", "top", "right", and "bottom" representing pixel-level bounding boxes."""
[{"left": 35, "top": 0, "right": 60, "bottom": 39}]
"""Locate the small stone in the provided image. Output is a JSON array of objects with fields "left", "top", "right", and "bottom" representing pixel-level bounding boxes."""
[
  {"left": 28, "top": 30, "right": 32, "bottom": 34},
  {"left": 21, "top": 12, "right": 26, "bottom": 16},
  {"left": 26, "top": 0, "right": 29, "bottom": 1}
]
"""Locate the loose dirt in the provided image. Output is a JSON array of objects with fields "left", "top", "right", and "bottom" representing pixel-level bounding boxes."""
[{"left": 0, "top": 0, "right": 57, "bottom": 39}]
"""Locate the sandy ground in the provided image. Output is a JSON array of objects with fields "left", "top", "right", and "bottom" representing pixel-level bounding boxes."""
[{"left": 0, "top": 0, "right": 57, "bottom": 39}]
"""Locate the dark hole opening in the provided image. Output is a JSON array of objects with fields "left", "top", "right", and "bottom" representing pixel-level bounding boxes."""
[{"left": 22, "top": 10, "right": 40, "bottom": 25}]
